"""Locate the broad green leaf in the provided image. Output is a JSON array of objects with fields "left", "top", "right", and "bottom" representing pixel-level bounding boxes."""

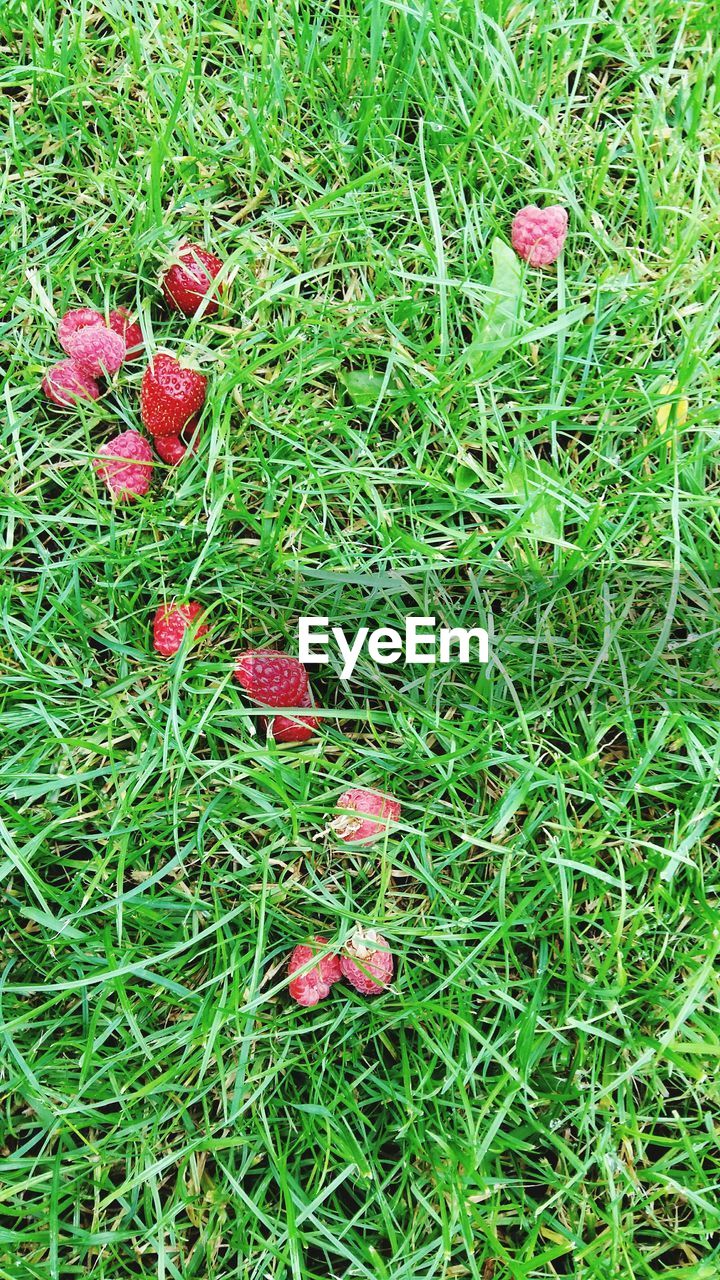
[
  {"left": 504, "top": 459, "right": 564, "bottom": 542},
  {"left": 465, "top": 237, "right": 523, "bottom": 376},
  {"left": 340, "top": 370, "right": 387, "bottom": 408}
]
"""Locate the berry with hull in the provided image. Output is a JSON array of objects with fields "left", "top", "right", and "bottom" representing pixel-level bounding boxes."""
[
  {"left": 94, "top": 429, "right": 153, "bottom": 501},
  {"left": 331, "top": 788, "right": 401, "bottom": 844},
  {"left": 288, "top": 936, "right": 342, "bottom": 1007},
  {"left": 65, "top": 325, "right": 126, "bottom": 377},
  {"left": 341, "top": 929, "right": 393, "bottom": 995},
  {"left": 109, "top": 307, "right": 144, "bottom": 361},
  {"left": 161, "top": 242, "right": 224, "bottom": 316},
  {"left": 234, "top": 649, "right": 309, "bottom": 709},
  {"left": 42, "top": 359, "right": 100, "bottom": 406},
  {"left": 269, "top": 686, "right": 319, "bottom": 743},
  {"left": 58, "top": 308, "right": 104, "bottom": 354},
  {"left": 140, "top": 354, "right": 207, "bottom": 437},
  {"left": 153, "top": 602, "right": 208, "bottom": 657},
  {"left": 511, "top": 205, "right": 568, "bottom": 267}
]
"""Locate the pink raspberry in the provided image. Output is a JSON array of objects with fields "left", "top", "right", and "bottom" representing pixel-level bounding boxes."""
[
  {"left": 288, "top": 936, "right": 342, "bottom": 1007},
  {"left": 330, "top": 788, "right": 401, "bottom": 845},
  {"left": 109, "top": 307, "right": 144, "bottom": 361},
  {"left": 65, "top": 325, "right": 126, "bottom": 377},
  {"left": 153, "top": 601, "right": 208, "bottom": 656},
  {"left": 42, "top": 358, "right": 100, "bottom": 406},
  {"left": 94, "top": 429, "right": 153, "bottom": 501},
  {"left": 511, "top": 205, "right": 568, "bottom": 267},
  {"left": 341, "top": 929, "right": 394, "bottom": 995},
  {"left": 58, "top": 307, "right": 104, "bottom": 355}
]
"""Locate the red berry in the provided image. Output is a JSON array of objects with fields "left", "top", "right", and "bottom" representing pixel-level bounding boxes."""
[
  {"left": 58, "top": 308, "right": 104, "bottom": 355},
  {"left": 109, "top": 307, "right": 144, "bottom": 361},
  {"left": 140, "top": 353, "right": 207, "bottom": 437},
  {"left": 65, "top": 325, "right": 126, "bottom": 377},
  {"left": 161, "top": 242, "right": 224, "bottom": 316},
  {"left": 42, "top": 358, "right": 100, "bottom": 406},
  {"left": 511, "top": 205, "right": 568, "bottom": 267},
  {"left": 153, "top": 414, "right": 201, "bottom": 466},
  {"left": 341, "top": 929, "right": 393, "bottom": 995},
  {"left": 234, "top": 649, "right": 309, "bottom": 708},
  {"left": 94, "top": 429, "right": 153, "bottom": 501},
  {"left": 153, "top": 601, "right": 208, "bottom": 657},
  {"left": 288, "top": 936, "right": 342, "bottom": 1007},
  {"left": 330, "top": 788, "right": 401, "bottom": 845},
  {"left": 269, "top": 685, "right": 319, "bottom": 743}
]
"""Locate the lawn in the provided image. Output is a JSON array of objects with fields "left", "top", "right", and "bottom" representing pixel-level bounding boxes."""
[{"left": 2, "top": 1, "right": 720, "bottom": 1277}]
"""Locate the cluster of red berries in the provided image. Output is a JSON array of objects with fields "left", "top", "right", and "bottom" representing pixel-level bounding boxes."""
[
  {"left": 289, "top": 928, "right": 394, "bottom": 1006},
  {"left": 42, "top": 243, "right": 225, "bottom": 499}
]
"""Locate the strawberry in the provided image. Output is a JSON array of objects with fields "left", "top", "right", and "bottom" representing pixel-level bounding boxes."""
[
  {"left": 58, "top": 308, "right": 104, "bottom": 355},
  {"left": 64, "top": 325, "right": 126, "bottom": 378},
  {"left": 234, "top": 649, "right": 309, "bottom": 708},
  {"left": 94, "top": 429, "right": 153, "bottom": 501},
  {"left": 288, "top": 936, "right": 342, "bottom": 1007},
  {"left": 161, "top": 242, "right": 224, "bottom": 316},
  {"left": 330, "top": 788, "right": 401, "bottom": 845},
  {"left": 153, "top": 601, "right": 208, "bottom": 657},
  {"left": 268, "top": 686, "right": 319, "bottom": 743},
  {"left": 341, "top": 929, "right": 394, "bottom": 995},
  {"left": 42, "top": 359, "right": 100, "bottom": 406},
  {"left": 109, "top": 307, "right": 144, "bottom": 361},
  {"left": 511, "top": 205, "right": 568, "bottom": 267},
  {"left": 140, "top": 354, "right": 206, "bottom": 438},
  {"left": 153, "top": 414, "right": 201, "bottom": 466}
]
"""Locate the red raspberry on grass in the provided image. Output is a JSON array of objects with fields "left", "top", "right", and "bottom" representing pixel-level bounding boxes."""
[
  {"left": 288, "top": 936, "right": 342, "bottom": 1007},
  {"left": 141, "top": 353, "right": 207, "bottom": 437},
  {"left": 153, "top": 602, "right": 208, "bottom": 657},
  {"left": 234, "top": 648, "right": 309, "bottom": 708},
  {"left": 268, "top": 686, "right": 319, "bottom": 743},
  {"left": 161, "top": 242, "right": 225, "bottom": 316},
  {"left": 511, "top": 205, "right": 568, "bottom": 267},
  {"left": 65, "top": 325, "right": 126, "bottom": 377},
  {"left": 94, "top": 429, "right": 153, "bottom": 501},
  {"left": 341, "top": 929, "right": 394, "bottom": 996},
  {"left": 42, "top": 358, "right": 100, "bottom": 406},
  {"left": 58, "top": 307, "right": 104, "bottom": 354},
  {"left": 330, "top": 788, "right": 401, "bottom": 844},
  {"left": 109, "top": 307, "right": 144, "bottom": 361}
]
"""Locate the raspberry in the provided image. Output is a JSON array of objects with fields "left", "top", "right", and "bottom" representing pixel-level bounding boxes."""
[
  {"left": 330, "top": 788, "right": 401, "bottom": 845},
  {"left": 341, "top": 929, "right": 394, "bottom": 996},
  {"left": 58, "top": 308, "right": 104, "bottom": 355},
  {"left": 161, "top": 242, "right": 225, "bottom": 317},
  {"left": 288, "top": 936, "right": 342, "bottom": 1007},
  {"left": 65, "top": 325, "right": 126, "bottom": 377},
  {"left": 234, "top": 649, "right": 309, "bottom": 708},
  {"left": 94, "top": 429, "right": 153, "bottom": 501},
  {"left": 268, "top": 686, "right": 319, "bottom": 743},
  {"left": 109, "top": 307, "right": 144, "bottom": 361},
  {"left": 42, "top": 359, "right": 100, "bottom": 406},
  {"left": 511, "top": 205, "right": 568, "bottom": 267},
  {"left": 140, "top": 353, "right": 207, "bottom": 437},
  {"left": 153, "top": 602, "right": 208, "bottom": 657},
  {"left": 153, "top": 415, "right": 201, "bottom": 466}
]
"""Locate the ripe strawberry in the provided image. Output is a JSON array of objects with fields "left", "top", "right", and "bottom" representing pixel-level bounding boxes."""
[
  {"left": 341, "top": 929, "right": 394, "bottom": 995},
  {"left": 58, "top": 307, "right": 104, "bottom": 355},
  {"left": 42, "top": 358, "right": 100, "bottom": 406},
  {"left": 153, "top": 601, "right": 208, "bottom": 657},
  {"left": 65, "top": 325, "right": 126, "bottom": 377},
  {"left": 109, "top": 307, "right": 144, "bottom": 361},
  {"left": 234, "top": 649, "right": 309, "bottom": 708},
  {"left": 140, "top": 354, "right": 207, "bottom": 437},
  {"left": 330, "top": 788, "right": 401, "bottom": 845},
  {"left": 268, "top": 686, "right": 319, "bottom": 743},
  {"left": 153, "top": 414, "right": 201, "bottom": 466},
  {"left": 511, "top": 205, "right": 568, "bottom": 267},
  {"left": 288, "top": 936, "right": 342, "bottom": 1007},
  {"left": 161, "top": 242, "right": 224, "bottom": 316},
  {"left": 94, "top": 429, "right": 153, "bottom": 501}
]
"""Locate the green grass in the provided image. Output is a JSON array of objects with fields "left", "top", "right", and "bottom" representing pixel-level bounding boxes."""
[{"left": 2, "top": 0, "right": 720, "bottom": 1277}]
